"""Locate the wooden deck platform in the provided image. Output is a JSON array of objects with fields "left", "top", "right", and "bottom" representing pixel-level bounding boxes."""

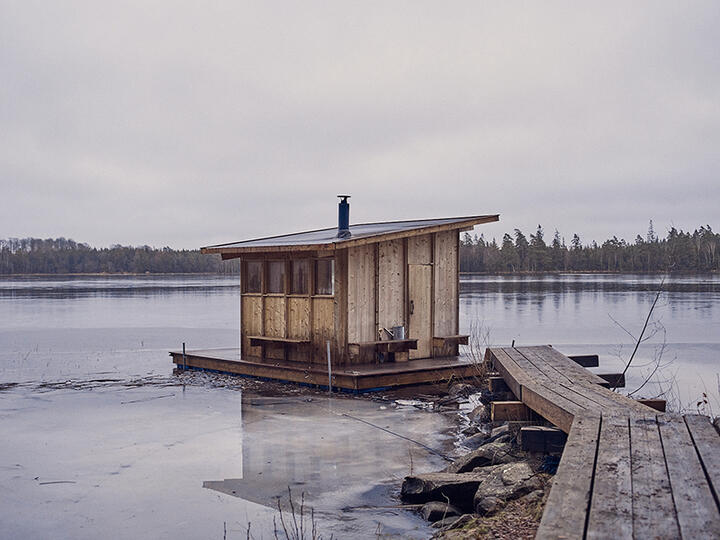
[
  {"left": 486, "top": 346, "right": 720, "bottom": 539},
  {"left": 170, "top": 348, "right": 480, "bottom": 391}
]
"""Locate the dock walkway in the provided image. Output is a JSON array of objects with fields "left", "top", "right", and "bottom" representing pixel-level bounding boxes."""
[{"left": 485, "top": 346, "right": 720, "bottom": 539}]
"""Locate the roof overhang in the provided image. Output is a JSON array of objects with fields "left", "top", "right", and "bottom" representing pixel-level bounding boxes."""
[{"left": 202, "top": 214, "right": 499, "bottom": 257}]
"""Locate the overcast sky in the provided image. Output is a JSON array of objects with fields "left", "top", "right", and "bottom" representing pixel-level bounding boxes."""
[{"left": 2, "top": 2, "right": 718, "bottom": 249}]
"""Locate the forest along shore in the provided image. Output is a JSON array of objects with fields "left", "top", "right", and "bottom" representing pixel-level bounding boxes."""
[{"left": 2, "top": 222, "right": 719, "bottom": 274}]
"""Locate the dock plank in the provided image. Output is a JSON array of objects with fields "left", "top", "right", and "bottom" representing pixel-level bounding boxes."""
[
  {"left": 521, "top": 383, "right": 581, "bottom": 434},
  {"left": 568, "top": 354, "right": 599, "bottom": 367},
  {"left": 523, "top": 346, "right": 654, "bottom": 416},
  {"left": 488, "top": 346, "right": 720, "bottom": 539},
  {"left": 658, "top": 414, "right": 720, "bottom": 537},
  {"left": 485, "top": 347, "right": 529, "bottom": 399},
  {"left": 684, "top": 414, "right": 720, "bottom": 505},
  {"left": 529, "top": 345, "right": 608, "bottom": 387},
  {"left": 586, "top": 414, "right": 633, "bottom": 540},
  {"left": 510, "top": 348, "right": 628, "bottom": 415},
  {"left": 629, "top": 414, "right": 679, "bottom": 539},
  {"left": 536, "top": 413, "right": 601, "bottom": 540}
]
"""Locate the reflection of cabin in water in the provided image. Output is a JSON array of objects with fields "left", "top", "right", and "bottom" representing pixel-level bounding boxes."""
[{"left": 171, "top": 197, "right": 499, "bottom": 391}]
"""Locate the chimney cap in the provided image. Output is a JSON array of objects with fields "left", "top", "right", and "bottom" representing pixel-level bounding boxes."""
[{"left": 337, "top": 194, "right": 351, "bottom": 200}]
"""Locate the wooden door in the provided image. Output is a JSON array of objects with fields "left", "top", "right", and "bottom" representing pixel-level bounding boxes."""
[{"left": 408, "top": 264, "right": 432, "bottom": 359}]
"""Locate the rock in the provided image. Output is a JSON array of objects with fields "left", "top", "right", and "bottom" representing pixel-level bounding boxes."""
[
  {"left": 444, "top": 441, "right": 517, "bottom": 473},
  {"left": 468, "top": 403, "right": 488, "bottom": 422},
  {"left": 475, "top": 495, "right": 505, "bottom": 516},
  {"left": 463, "top": 432, "right": 489, "bottom": 449},
  {"left": 521, "top": 489, "right": 544, "bottom": 505},
  {"left": 421, "top": 501, "right": 462, "bottom": 522},
  {"left": 449, "top": 383, "right": 476, "bottom": 398},
  {"left": 490, "top": 423, "right": 510, "bottom": 438},
  {"left": 431, "top": 513, "right": 475, "bottom": 530},
  {"left": 473, "top": 462, "right": 544, "bottom": 514},
  {"left": 401, "top": 471, "right": 496, "bottom": 511}
]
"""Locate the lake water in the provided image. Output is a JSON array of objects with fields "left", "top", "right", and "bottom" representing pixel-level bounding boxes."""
[
  {"left": 0, "top": 273, "right": 718, "bottom": 539},
  {"left": 459, "top": 273, "right": 720, "bottom": 411}
]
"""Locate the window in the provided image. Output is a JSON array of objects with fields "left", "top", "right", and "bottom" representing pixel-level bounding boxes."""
[
  {"left": 315, "top": 259, "right": 334, "bottom": 295},
  {"left": 244, "top": 261, "right": 262, "bottom": 293},
  {"left": 267, "top": 261, "right": 286, "bottom": 293},
  {"left": 291, "top": 259, "right": 310, "bottom": 295}
]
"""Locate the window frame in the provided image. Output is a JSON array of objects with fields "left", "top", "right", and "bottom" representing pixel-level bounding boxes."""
[
  {"left": 314, "top": 258, "right": 335, "bottom": 296},
  {"left": 243, "top": 260, "right": 264, "bottom": 294},
  {"left": 266, "top": 260, "right": 287, "bottom": 295},
  {"left": 290, "top": 259, "right": 311, "bottom": 296}
]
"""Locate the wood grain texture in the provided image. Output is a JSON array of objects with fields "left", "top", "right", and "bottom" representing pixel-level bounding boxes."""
[
  {"left": 536, "top": 413, "right": 601, "bottom": 540},
  {"left": 587, "top": 415, "right": 633, "bottom": 540},
  {"left": 408, "top": 264, "right": 432, "bottom": 359},
  {"left": 241, "top": 295, "right": 263, "bottom": 358},
  {"left": 630, "top": 414, "right": 679, "bottom": 540},
  {"left": 333, "top": 249, "right": 348, "bottom": 365},
  {"left": 263, "top": 296, "right": 286, "bottom": 359},
  {"left": 490, "top": 401, "right": 535, "bottom": 422},
  {"left": 684, "top": 414, "right": 720, "bottom": 507},
  {"left": 407, "top": 234, "right": 432, "bottom": 265},
  {"left": 377, "top": 239, "right": 404, "bottom": 331},
  {"left": 488, "top": 346, "right": 720, "bottom": 539},
  {"left": 171, "top": 350, "right": 478, "bottom": 391},
  {"left": 433, "top": 230, "right": 458, "bottom": 339},
  {"left": 312, "top": 297, "right": 334, "bottom": 365},
  {"left": 347, "top": 244, "right": 376, "bottom": 344},
  {"left": 658, "top": 414, "right": 720, "bottom": 537},
  {"left": 287, "top": 297, "right": 311, "bottom": 362}
]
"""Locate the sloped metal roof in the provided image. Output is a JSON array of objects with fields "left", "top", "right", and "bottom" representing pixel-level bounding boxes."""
[{"left": 201, "top": 214, "right": 499, "bottom": 254}]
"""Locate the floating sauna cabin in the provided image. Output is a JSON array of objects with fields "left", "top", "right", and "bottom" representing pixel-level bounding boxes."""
[{"left": 171, "top": 197, "right": 499, "bottom": 390}]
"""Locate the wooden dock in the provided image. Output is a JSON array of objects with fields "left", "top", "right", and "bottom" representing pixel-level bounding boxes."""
[
  {"left": 485, "top": 346, "right": 720, "bottom": 539},
  {"left": 170, "top": 348, "right": 480, "bottom": 391}
]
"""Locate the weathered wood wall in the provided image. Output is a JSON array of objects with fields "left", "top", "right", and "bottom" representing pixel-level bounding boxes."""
[
  {"left": 287, "top": 296, "right": 311, "bottom": 362},
  {"left": 377, "top": 239, "right": 405, "bottom": 333},
  {"left": 241, "top": 295, "right": 263, "bottom": 357},
  {"left": 346, "top": 231, "right": 459, "bottom": 362},
  {"left": 433, "top": 230, "right": 459, "bottom": 355},
  {"left": 347, "top": 244, "right": 376, "bottom": 344},
  {"left": 240, "top": 230, "right": 460, "bottom": 366},
  {"left": 240, "top": 254, "right": 343, "bottom": 365}
]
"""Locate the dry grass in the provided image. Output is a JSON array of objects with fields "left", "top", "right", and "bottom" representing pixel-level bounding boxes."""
[{"left": 465, "top": 320, "right": 493, "bottom": 385}]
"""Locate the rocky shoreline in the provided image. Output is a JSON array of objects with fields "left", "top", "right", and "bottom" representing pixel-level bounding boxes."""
[{"left": 390, "top": 381, "right": 560, "bottom": 540}]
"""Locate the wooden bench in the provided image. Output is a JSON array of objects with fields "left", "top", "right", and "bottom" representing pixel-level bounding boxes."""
[
  {"left": 348, "top": 339, "right": 418, "bottom": 363},
  {"left": 247, "top": 335, "right": 311, "bottom": 361},
  {"left": 433, "top": 334, "right": 469, "bottom": 356},
  {"left": 432, "top": 335, "right": 469, "bottom": 347}
]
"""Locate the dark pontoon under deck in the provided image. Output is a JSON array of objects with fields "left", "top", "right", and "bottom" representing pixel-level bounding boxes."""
[{"left": 170, "top": 348, "right": 480, "bottom": 391}]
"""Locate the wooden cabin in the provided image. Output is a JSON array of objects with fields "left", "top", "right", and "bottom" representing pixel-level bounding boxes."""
[{"left": 171, "top": 197, "right": 499, "bottom": 390}]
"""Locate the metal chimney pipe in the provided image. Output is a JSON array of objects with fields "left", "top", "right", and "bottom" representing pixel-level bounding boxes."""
[{"left": 337, "top": 195, "right": 351, "bottom": 238}]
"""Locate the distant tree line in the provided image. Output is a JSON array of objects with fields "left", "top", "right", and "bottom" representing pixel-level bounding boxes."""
[
  {"left": 0, "top": 237, "right": 229, "bottom": 274},
  {"left": 2, "top": 222, "right": 718, "bottom": 275},
  {"left": 460, "top": 222, "right": 719, "bottom": 273}
]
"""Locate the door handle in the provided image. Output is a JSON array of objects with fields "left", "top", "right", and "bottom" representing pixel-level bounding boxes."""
[{"left": 409, "top": 300, "right": 414, "bottom": 315}]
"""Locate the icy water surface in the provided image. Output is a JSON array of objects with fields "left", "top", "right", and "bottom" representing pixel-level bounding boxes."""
[
  {"left": 460, "top": 273, "right": 720, "bottom": 408},
  {"left": 0, "top": 276, "right": 451, "bottom": 539},
  {"left": 1, "top": 273, "right": 719, "bottom": 538}
]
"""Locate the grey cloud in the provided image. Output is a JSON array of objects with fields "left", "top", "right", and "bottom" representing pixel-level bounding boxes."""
[{"left": 1, "top": 1, "right": 718, "bottom": 248}]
